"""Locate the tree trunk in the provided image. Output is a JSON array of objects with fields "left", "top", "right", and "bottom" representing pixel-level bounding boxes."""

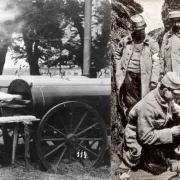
[
  {"left": 75, "top": 26, "right": 84, "bottom": 71},
  {"left": 71, "top": 15, "right": 84, "bottom": 71},
  {"left": 23, "top": 36, "right": 40, "bottom": 75},
  {"left": 0, "top": 40, "right": 10, "bottom": 75}
]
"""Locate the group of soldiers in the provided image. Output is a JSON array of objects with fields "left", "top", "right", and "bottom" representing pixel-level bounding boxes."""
[{"left": 115, "top": 11, "right": 180, "bottom": 174}]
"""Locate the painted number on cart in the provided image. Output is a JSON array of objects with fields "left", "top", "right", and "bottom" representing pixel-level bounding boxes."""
[{"left": 77, "top": 151, "right": 88, "bottom": 158}]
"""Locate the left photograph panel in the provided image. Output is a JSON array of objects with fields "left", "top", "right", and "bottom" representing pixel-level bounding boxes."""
[{"left": 0, "top": 0, "right": 111, "bottom": 180}]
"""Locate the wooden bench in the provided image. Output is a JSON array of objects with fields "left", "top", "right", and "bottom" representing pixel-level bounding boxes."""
[{"left": 0, "top": 115, "right": 40, "bottom": 170}]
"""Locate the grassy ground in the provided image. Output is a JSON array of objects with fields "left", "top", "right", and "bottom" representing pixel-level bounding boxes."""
[
  {"left": 2, "top": 67, "right": 111, "bottom": 78},
  {"left": 0, "top": 146, "right": 110, "bottom": 180},
  {"left": 0, "top": 126, "right": 110, "bottom": 180},
  {"left": 0, "top": 161, "right": 110, "bottom": 180}
]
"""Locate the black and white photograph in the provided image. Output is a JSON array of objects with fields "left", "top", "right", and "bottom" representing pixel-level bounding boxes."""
[
  {"left": 111, "top": 0, "right": 180, "bottom": 179},
  {"left": 0, "top": 0, "right": 111, "bottom": 180}
]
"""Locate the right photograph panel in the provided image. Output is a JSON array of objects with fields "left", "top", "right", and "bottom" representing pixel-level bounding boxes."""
[{"left": 111, "top": 0, "right": 180, "bottom": 179}]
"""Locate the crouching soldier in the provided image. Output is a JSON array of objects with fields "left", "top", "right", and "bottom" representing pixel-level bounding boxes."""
[{"left": 120, "top": 72, "right": 180, "bottom": 175}]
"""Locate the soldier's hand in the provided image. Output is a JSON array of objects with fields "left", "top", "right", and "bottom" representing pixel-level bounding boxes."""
[{"left": 170, "top": 125, "right": 180, "bottom": 136}]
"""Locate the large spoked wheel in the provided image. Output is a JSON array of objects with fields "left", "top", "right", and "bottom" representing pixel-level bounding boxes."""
[{"left": 36, "top": 101, "right": 107, "bottom": 172}]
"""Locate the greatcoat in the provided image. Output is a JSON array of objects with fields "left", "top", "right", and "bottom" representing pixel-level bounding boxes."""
[
  {"left": 115, "top": 34, "right": 161, "bottom": 98},
  {"left": 160, "top": 30, "right": 180, "bottom": 74},
  {"left": 122, "top": 87, "right": 180, "bottom": 167}
]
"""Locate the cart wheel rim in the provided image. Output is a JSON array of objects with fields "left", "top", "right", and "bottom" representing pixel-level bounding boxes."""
[{"left": 36, "top": 101, "right": 108, "bottom": 172}]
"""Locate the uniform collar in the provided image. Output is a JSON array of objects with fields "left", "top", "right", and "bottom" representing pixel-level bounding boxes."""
[
  {"left": 126, "top": 34, "right": 150, "bottom": 46},
  {"left": 167, "top": 30, "right": 173, "bottom": 38},
  {"left": 166, "top": 29, "right": 180, "bottom": 38},
  {"left": 153, "top": 87, "right": 169, "bottom": 108}
]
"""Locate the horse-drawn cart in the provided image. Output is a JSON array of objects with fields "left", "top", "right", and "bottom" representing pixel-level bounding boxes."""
[{"left": 0, "top": 76, "right": 110, "bottom": 171}]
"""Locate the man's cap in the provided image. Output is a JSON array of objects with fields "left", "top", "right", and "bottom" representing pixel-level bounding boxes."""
[
  {"left": 168, "top": 11, "right": 180, "bottom": 19},
  {"left": 161, "top": 72, "right": 180, "bottom": 94},
  {"left": 130, "top": 14, "right": 147, "bottom": 30}
]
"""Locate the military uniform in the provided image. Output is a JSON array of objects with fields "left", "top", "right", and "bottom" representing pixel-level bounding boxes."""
[
  {"left": 115, "top": 34, "right": 160, "bottom": 96},
  {"left": 115, "top": 34, "right": 160, "bottom": 119},
  {"left": 160, "top": 11, "right": 180, "bottom": 74},
  {"left": 115, "top": 15, "right": 161, "bottom": 120},
  {"left": 160, "top": 31, "right": 180, "bottom": 74},
  {"left": 122, "top": 72, "right": 180, "bottom": 174}
]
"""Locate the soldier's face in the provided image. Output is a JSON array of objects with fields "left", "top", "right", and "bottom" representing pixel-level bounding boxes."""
[
  {"left": 163, "top": 88, "right": 175, "bottom": 102},
  {"left": 133, "top": 28, "right": 146, "bottom": 39},
  {"left": 172, "top": 19, "right": 180, "bottom": 31}
]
